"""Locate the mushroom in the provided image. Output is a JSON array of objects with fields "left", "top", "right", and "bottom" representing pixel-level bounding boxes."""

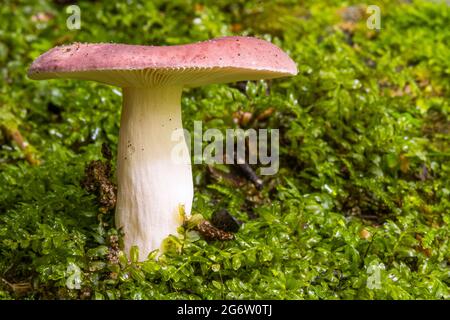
[{"left": 28, "top": 36, "right": 297, "bottom": 260}]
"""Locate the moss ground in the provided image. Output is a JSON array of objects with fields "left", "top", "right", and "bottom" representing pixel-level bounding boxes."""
[{"left": 0, "top": 0, "right": 449, "bottom": 299}]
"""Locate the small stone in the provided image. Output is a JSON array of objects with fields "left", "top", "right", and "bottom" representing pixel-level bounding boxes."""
[{"left": 211, "top": 209, "right": 241, "bottom": 233}]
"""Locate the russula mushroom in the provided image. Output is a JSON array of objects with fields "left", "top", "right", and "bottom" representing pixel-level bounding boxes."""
[{"left": 28, "top": 36, "right": 297, "bottom": 260}]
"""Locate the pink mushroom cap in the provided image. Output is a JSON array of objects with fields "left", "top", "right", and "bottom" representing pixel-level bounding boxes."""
[{"left": 28, "top": 36, "right": 297, "bottom": 87}]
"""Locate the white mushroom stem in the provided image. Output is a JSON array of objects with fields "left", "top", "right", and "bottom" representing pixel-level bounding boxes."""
[{"left": 116, "top": 86, "right": 193, "bottom": 260}]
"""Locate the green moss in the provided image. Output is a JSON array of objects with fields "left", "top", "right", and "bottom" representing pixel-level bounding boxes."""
[{"left": 0, "top": 0, "right": 449, "bottom": 299}]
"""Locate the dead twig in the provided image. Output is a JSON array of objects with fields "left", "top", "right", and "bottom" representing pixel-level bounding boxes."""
[
  {"left": 1, "top": 124, "right": 40, "bottom": 165},
  {"left": 1, "top": 277, "right": 32, "bottom": 295}
]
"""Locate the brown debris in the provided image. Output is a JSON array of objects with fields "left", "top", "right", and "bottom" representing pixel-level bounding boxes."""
[
  {"left": 107, "top": 234, "right": 120, "bottom": 265},
  {"left": 0, "top": 277, "right": 32, "bottom": 296},
  {"left": 415, "top": 234, "right": 432, "bottom": 257},
  {"left": 79, "top": 287, "right": 92, "bottom": 300},
  {"left": 81, "top": 146, "right": 117, "bottom": 212},
  {"left": 338, "top": 5, "right": 366, "bottom": 23},
  {"left": 390, "top": 84, "right": 414, "bottom": 98},
  {"left": 195, "top": 220, "right": 234, "bottom": 241},
  {"left": 194, "top": 3, "right": 204, "bottom": 13},
  {"left": 231, "top": 23, "right": 242, "bottom": 33},
  {"left": 339, "top": 21, "right": 357, "bottom": 34},
  {"left": 31, "top": 12, "right": 54, "bottom": 23},
  {"left": 336, "top": 5, "right": 365, "bottom": 36},
  {"left": 232, "top": 107, "right": 276, "bottom": 128},
  {"left": 256, "top": 107, "right": 275, "bottom": 122},
  {"left": 233, "top": 110, "right": 253, "bottom": 127},
  {"left": 101, "top": 142, "right": 113, "bottom": 161}
]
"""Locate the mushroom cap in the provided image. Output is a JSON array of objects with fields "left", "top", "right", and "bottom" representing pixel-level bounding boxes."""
[{"left": 28, "top": 36, "right": 297, "bottom": 87}]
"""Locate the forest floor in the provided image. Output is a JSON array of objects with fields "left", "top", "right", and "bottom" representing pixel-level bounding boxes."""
[{"left": 0, "top": 0, "right": 449, "bottom": 299}]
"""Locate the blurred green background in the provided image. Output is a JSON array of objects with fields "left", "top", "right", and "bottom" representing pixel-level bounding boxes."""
[{"left": 0, "top": 0, "right": 449, "bottom": 299}]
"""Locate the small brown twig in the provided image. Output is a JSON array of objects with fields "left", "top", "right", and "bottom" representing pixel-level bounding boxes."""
[{"left": 1, "top": 125, "right": 40, "bottom": 165}]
